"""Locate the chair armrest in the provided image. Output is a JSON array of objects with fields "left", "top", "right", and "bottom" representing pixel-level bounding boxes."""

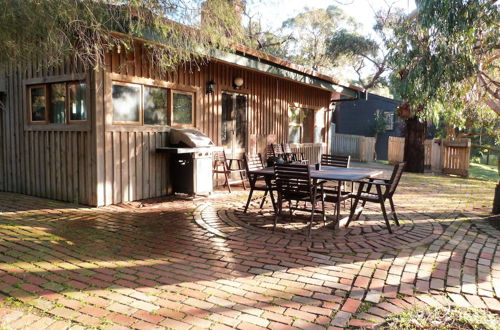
[
  {"left": 368, "top": 177, "right": 390, "bottom": 183},
  {"left": 366, "top": 181, "right": 391, "bottom": 187}
]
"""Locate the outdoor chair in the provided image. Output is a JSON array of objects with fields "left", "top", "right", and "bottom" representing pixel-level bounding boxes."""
[
  {"left": 243, "top": 153, "right": 276, "bottom": 213},
  {"left": 346, "top": 162, "right": 405, "bottom": 233},
  {"left": 213, "top": 150, "right": 247, "bottom": 193},
  {"left": 321, "top": 154, "right": 350, "bottom": 168},
  {"left": 271, "top": 143, "right": 285, "bottom": 158},
  {"left": 282, "top": 143, "right": 308, "bottom": 164},
  {"left": 321, "top": 154, "right": 352, "bottom": 210},
  {"left": 273, "top": 163, "right": 325, "bottom": 237}
]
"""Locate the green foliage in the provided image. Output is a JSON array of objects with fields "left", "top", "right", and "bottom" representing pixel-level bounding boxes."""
[
  {"left": 371, "top": 110, "right": 388, "bottom": 137},
  {"left": 381, "top": 305, "right": 499, "bottom": 329},
  {"left": 0, "top": 0, "right": 245, "bottom": 75},
  {"left": 385, "top": 0, "right": 499, "bottom": 125},
  {"left": 280, "top": 5, "right": 356, "bottom": 72}
]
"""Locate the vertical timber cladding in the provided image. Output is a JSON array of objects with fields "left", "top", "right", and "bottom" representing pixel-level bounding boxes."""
[
  {"left": 99, "top": 44, "right": 332, "bottom": 206},
  {"left": 0, "top": 59, "right": 93, "bottom": 205}
]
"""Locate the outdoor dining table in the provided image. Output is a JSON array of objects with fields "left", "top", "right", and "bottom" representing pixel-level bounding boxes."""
[{"left": 248, "top": 165, "right": 383, "bottom": 228}]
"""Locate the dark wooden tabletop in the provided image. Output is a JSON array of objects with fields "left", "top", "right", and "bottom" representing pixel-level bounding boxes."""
[{"left": 249, "top": 165, "right": 383, "bottom": 182}]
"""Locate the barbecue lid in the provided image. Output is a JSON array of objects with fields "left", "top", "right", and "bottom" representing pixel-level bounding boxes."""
[{"left": 169, "top": 128, "right": 215, "bottom": 147}]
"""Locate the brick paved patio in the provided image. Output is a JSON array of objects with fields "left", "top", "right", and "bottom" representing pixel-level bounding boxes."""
[{"left": 0, "top": 165, "right": 499, "bottom": 329}]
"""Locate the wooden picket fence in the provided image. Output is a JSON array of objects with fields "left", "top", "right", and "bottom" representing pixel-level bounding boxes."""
[
  {"left": 441, "top": 138, "right": 471, "bottom": 177},
  {"left": 388, "top": 137, "right": 471, "bottom": 177},
  {"left": 388, "top": 136, "right": 405, "bottom": 163},
  {"left": 330, "top": 133, "right": 376, "bottom": 162},
  {"left": 290, "top": 143, "right": 327, "bottom": 164}
]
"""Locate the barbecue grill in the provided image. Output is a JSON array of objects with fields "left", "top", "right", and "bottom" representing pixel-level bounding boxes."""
[{"left": 157, "top": 128, "right": 223, "bottom": 195}]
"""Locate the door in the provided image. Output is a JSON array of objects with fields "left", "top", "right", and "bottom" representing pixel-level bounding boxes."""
[{"left": 221, "top": 92, "right": 247, "bottom": 157}]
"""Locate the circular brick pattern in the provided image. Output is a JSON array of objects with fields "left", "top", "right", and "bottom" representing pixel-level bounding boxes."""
[{"left": 196, "top": 197, "right": 444, "bottom": 253}]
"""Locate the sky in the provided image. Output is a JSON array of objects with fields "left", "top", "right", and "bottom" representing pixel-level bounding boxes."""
[{"left": 247, "top": 0, "right": 416, "bottom": 39}]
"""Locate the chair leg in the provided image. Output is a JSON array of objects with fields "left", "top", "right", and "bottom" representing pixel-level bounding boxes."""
[
  {"left": 355, "top": 200, "right": 367, "bottom": 221},
  {"left": 289, "top": 200, "right": 293, "bottom": 221},
  {"left": 240, "top": 170, "right": 247, "bottom": 190},
  {"left": 259, "top": 190, "right": 268, "bottom": 209},
  {"left": 269, "top": 189, "right": 277, "bottom": 213},
  {"left": 244, "top": 188, "right": 254, "bottom": 213},
  {"left": 389, "top": 197, "right": 400, "bottom": 226},
  {"left": 321, "top": 195, "right": 326, "bottom": 226},
  {"left": 346, "top": 197, "right": 359, "bottom": 228},
  {"left": 274, "top": 195, "right": 282, "bottom": 231},
  {"left": 224, "top": 170, "right": 232, "bottom": 193},
  {"left": 376, "top": 186, "right": 392, "bottom": 233},
  {"left": 308, "top": 200, "right": 316, "bottom": 238}
]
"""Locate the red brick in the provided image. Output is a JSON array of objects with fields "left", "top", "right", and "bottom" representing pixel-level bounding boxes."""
[{"left": 341, "top": 298, "right": 361, "bottom": 313}]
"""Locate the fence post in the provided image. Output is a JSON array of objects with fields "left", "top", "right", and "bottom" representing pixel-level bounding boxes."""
[{"left": 359, "top": 137, "right": 366, "bottom": 162}]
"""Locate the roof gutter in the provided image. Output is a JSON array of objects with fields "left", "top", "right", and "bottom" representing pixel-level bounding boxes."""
[{"left": 329, "top": 89, "right": 368, "bottom": 104}]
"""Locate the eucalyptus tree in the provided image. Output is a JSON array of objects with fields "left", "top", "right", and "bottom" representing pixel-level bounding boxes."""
[
  {"left": 0, "top": 0, "right": 245, "bottom": 75},
  {"left": 384, "top": 0, "right": 499, "bottom": 173},
  {"left": 280, "top": 5, "right": 358, "bottom": 73}
]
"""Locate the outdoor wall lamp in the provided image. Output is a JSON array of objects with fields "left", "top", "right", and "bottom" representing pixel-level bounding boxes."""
[
  {"left": 233, "top": 77, "right": 244, "bottom": 90},
  {"left": 206, "top": 80, "right": 216, "bottom": 94}
]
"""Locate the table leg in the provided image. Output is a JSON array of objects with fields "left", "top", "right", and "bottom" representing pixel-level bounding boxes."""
[{"left": 335, "top": 180, "right": 341, "bottom": 229}]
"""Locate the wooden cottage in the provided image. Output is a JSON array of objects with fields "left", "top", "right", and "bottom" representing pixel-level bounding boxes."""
[{"left": 0, "top": 41, "right": 365, "bottom": 206}]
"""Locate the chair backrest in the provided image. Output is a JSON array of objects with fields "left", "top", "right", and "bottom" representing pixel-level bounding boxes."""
[
  {"left": 386, "top": 162, "right": 405, "bottom": 197},
  {"left": 321, "top": 154, "right": 350, "bottom": 168},
  {"left": 274, "top": 163, "right": 312, "bottom": 196},
  {"left": 281, "top": 143, "right": 293, "bottom": 154},
  {"left": 213, "top": 150, "right": 227, "bottom": 162},
  {"left": 244, "top": 154, "right": 264, "bottom": 173},
  {"left": 271, "top": 144, "right": 284, "bottom": 157}
]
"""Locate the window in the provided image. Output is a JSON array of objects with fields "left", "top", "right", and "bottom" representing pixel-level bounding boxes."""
[
  {"left": 288, "top": 107, "right": 315, "bottom": 143},
  {"left": 111, "top": 81, "right": 193, "bottom": 126},
  {"left": 28, "top": 82, "right": 87, "bottom": 125},
  {"left": 29, "top": 85, "right": 47, "bottom": 123},
  {"left": 50, "top": 83, "right": 66, "bottom": 124},
  {"left": 384, "top": 112, "right": 394, "bottom": 130},
  {"left": 144, "top": 86, "right": 168, "bottom": 125},
  {"left": 172, "top": 91, "right": 194, "bottom": 126},
  {"left": 68, "top": 82, "right": 88, "bottom": 122},
  {"left": 112, "top": 82, "right": 141, "bottom": 124},
  {"left": 314, "top": 108, "right": 325, "bottom": 143}
]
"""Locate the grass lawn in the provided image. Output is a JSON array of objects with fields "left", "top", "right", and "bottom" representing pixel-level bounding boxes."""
[{"left": 469, "top": 162, "right": 499, "bottom": 181}]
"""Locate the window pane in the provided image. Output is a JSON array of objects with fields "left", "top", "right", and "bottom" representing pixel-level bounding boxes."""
[
  {"left": 112, "top": 83, "right": 140, "bottom": 123},
  {"left": 314, "top": 127, "right": 323, "bottom": 143},
  {"left": 68, "top": 83, "right": 87, "bottom": 121},
  {"left": 288, "top": 107, "right": 301, "bottom": 125},
  {"left": 302, "top": 109, "right": 314, "bottom": 143},
  {"left": 172, "top": 92, "right": 193, "bottom": 125},
  {"left": 30, "top": 86, "right": 46, "bottom": 122},
  {"left": 384, "top": 112, "right": 394, "bottom": 130},
  {"left": 288, "top": 126, "right": 300, "bottom": 143},
  {"left": 144, "top": 86, "right": 168, "bottom": 125},
  {"left": 49, "top": 83, "right": 66, "bottom": 124}
]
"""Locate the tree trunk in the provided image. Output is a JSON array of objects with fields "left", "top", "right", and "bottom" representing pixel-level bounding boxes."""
[
  {"left": 493, "top": 182, "right": 500, "bottom": 214},
  {"left": 403, "top": 116, "right": 426, "bottom": 173}
]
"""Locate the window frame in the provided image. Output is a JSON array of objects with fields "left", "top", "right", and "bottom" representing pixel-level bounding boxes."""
[
  {"left": 288, "top": 106, "right": 315, "bottom": 144},
  {"left": 170, "top": 89, "right": 195, "bottom": 127},
  {"left": 384, "top": 112, "right": 394, "bottom": 131},
  {"left": 111, "top": 81, "right": 143, "bottom": 126},
  {"left": 28, "top": 84, "right": 49, "bottom": 125},
  {"left": 27, "top": 81, "right": 89, "bottom": 126},
  {"left": 142, "top": 84, "right": 169, "bottom": 126},
  {"left": 67, "top": 82, "right": 89, "bottom": 125}
]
